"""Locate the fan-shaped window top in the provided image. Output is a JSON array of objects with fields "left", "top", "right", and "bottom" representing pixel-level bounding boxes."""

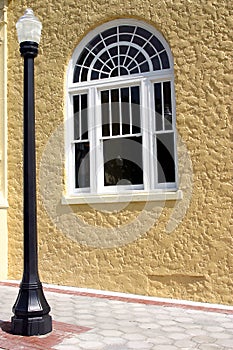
[{"left": 73, "top": 25, "right": 170, "bottom": 82}]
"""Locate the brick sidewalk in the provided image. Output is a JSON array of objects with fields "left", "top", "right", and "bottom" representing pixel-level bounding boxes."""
[{"left": 0, "top": 282, "right": 233, "bottom": 349}]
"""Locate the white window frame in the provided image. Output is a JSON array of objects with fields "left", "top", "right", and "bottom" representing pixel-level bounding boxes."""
[{"left": 64, "top": 19, "right": 181, "bottom": 204}]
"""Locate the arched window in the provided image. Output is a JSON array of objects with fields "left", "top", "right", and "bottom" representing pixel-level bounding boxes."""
[{"left": 65, "top": 19, "right": 179, "bottom": 202}]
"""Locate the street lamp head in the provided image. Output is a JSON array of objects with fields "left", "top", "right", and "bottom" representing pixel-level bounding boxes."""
[{"left": 16, "top": 8, "right": 42, "bottom": 45}]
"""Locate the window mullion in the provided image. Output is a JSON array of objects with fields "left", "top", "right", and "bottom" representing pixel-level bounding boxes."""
[
  {"left": 119, "top": 88, "right": 122, "bottom": 135},
  {"left": 129, "top": 87, "right": 133, "bottom": 134},
  {"left": 95, "top": 88, "right": 105, "bottom": 193},
  {"left": 141, "top": 79, "right": 151, "bottom": 191},
  {"left": 89, "top": 87, "right": 97, "bottom": 193},
  {"left": 109, "top": 90, "right": 112, "bottom": 137},
  {"left": 68, "top": 93, "right": 75, "bottom": 195},
  {"left": 171, "top": 79, "right": 179, "bottom": 188}
]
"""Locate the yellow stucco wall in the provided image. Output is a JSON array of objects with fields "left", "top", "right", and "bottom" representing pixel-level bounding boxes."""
[
  {"left": 7, "top": 0, "right": 232, "bottom": 304},
  {"left": 0, "top": 0, "right": 8, "bottom": 280}
]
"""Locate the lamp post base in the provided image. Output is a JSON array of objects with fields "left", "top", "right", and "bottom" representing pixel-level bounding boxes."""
[
  {"left": 11, "top": 282, "right": 52, "bottom": 336},
  {"left": 11, "top": 314, "right": 52, "bottom": 336}
]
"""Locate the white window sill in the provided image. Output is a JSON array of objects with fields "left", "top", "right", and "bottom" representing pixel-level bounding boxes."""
[{"left": 61, "top": 190, "right": 183, "bottom": 205}]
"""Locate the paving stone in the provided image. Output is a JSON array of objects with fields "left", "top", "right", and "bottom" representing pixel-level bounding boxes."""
[
  {"left": 192, "top": 335, "right": 217, "bottom": 344},
  {"left": 0, "top": 284, "right": 233, "bottom": 350},
  {"left": 198, "top": 344, "right": 224, "bottom": 350},
  {"left": 78, "top": 340, "right": 105, "bottom": 349},
  {"left": 127, "top": 340, "right": 154, "bottom": 349},
  {"left": 215, "top": 338, "right": 233, "bottom": 348}
]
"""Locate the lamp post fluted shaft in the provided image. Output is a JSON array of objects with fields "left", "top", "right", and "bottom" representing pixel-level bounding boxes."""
[{"left": 11, "top": 11, "right": 52, "bottom": 336}]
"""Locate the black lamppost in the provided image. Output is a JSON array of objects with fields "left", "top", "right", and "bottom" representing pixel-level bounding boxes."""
[{"left": 11, "top": 9, "right": 52, "bottom": 336}]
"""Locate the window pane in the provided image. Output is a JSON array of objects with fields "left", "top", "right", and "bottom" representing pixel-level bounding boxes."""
[
  {"left": 121, "top": 87, "right": 130, "bottom": 134},
  {"left": 163, "top": 82, "right": 173, "bottom": 130},
  {"left": 154, "top": 83, "right": 162, "bottom": 131},
  {"left": 156, "top": 133, "right": 175, "bottom": 183},
  {"left": 73, "top": 95, "right": 80, "bottom": 140},
  {"left": 75, "top": 142, "right": 90, "bottom": 188},
  {"left": 131, "top": 86, "right": 140, "bottom": 134},
  {"left": 160, "top": 51, "right": 170, "bottom": 69},
  {"left": 111, "top": 89, "right": 120, "bottom": 136},
  {"left": 73, "top": 94, "right": 88, "bottom": 140},
  {"left": 101, "top": 90, "right": 110, "bottom": 137},
  {"left": 81, "top": 94, "right": 88, "bottom": 139},
  {"left": 103, "top": 137, "right": 143, "bottom": 186},
  {"left": 73, "top": 66, "right": 81, "bottom": 83}
]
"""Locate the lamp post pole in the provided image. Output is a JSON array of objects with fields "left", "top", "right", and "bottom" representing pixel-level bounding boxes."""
[{"left": 11, "top": 9, "right": 52, "bottom": 336}]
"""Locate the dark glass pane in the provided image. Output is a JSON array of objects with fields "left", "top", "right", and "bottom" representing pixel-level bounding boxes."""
[
  {"left": 84, "top": 52, "right": 95, "bottom": 67},
  {"left": 107, "top": 59, "right": 114, "bottom": 69},
  {"left": 101, "top": 90, "right": 110, "bottom": 137},
  {"left": 100, "top": 72, "right": 108, "bottom": 79},
  {"left": 111, "top": 89, "right": 120, "bottom": 135},
  {"left": 120, "top": 55, "right": 125, "bottom": 65},
  {"left": 128, "top": 61, "right": 136, "bottom": 71},
  {"left": 109, "top": 46, "right": 118, "bottom": 57},
  {"left": 93, "top": 59, "right": 103, "bottom": 70},
  {"left": 139, "top": 62, "right": 149, "bottom": 73},
  {"left": 160, "top": 51, "right": 170, "bottom": 69},
  {"left": 163, "top": 82, "right": 172, "bottom": 130},
  {"left": 132, "top": 35, "right": 146, "bottom": 47},
  {"left": 135, "top": 27, "right": 151, "bottom": 40},
  {"left": 88, "top": 34, "right": 101, "bottom": 49},
  {"left": 131, "top": 86, "right": 140, "bottom": 133},
  {"left": 119, "top": 25, "right": 135, "bottom": 33},
  {"left": 120, "top": 45, "right": 128, "bottom": 55},
  {"left": 103, "top": 137, "right": 143, "bottom": 186},
  {"left": 73, "top": 66, "right": 81, "bottom": 83},
  {"left": 130, "top": 67, "right": 139, "bottom": 75},
  {"left": 131, "top": 86, "right": 140, "bottom": 104},
  {"left": 100, "top": 51, "right": 110, "bottom": 62},
  {"left": 106, "top": 35, "right": 117, "bottom": 45},
  {"left": 144, "top": 42, "right": 156, "bottom": 57},
  {"left": 81, "top": 68, "right": 88, "bottom": 81},
  {"left": 113, "top": 56, "right": 118, "bottom": 66},
  {"left": 125, "top": 57, "right": 131, "bottom": 66},
  {"left": 121, "top": 87, "right": 130, "bottom": 134},
  {"left": 120, "top": 67, "right": 128, "bottom": 76},
  {"left": 119, "top": 34, "right": 132, "bottom": 42},
  {"left": 102, "top": 27, "right": 117, "bottom": 38},
  {"left": 128, "top": 47, "right": 137, "bottom": 58},
  {"left": 111, "top": 67, "right": 119, "bottom": 77},
  {"left": 150, "top": 36, "right": 164, "bottom": 52},
  {"left": 91, "top": 70, "right": 99, "bottom": 80},
  {"left": 154, "top": 83, "right": 162, "bottom": 130},
  {"left": 152, "top": 56, "right": 161, "bottom": 70},
  {"left": 93, "top": 41, "right": 105, "bottom": 54},
  {"left": 75, "top": 142, "right": 90, "bottom": 188},
  {"left": 135, "top": 52, "right": 145, "bottom": 64},
  {"left": 156, "top": 133, "right": 175, "bottom": 183},
  {"left": 73, "top": 95, "right": 79, "bottom": 140},
  {"left": 77, "top": 48, "right": 89, "bottom": 65},
  {"left": 81, "top": 94, "right": 88, "bottom": 139}
]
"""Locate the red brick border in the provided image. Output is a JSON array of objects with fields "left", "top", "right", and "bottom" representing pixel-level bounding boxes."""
[
  {"left": 0, "top": 320, "right": 91, "bottom": 350},
  {"left": 1, "top": 281, "right": 233, "bottom": 315}
]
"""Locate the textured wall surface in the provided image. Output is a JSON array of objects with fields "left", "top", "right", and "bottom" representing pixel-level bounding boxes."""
[
  {"left": 7, "top": 0, "right": 232, "bottom": 305},
  {"left": 0, "top": 0, "right": 8, "bottom": 279}
]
